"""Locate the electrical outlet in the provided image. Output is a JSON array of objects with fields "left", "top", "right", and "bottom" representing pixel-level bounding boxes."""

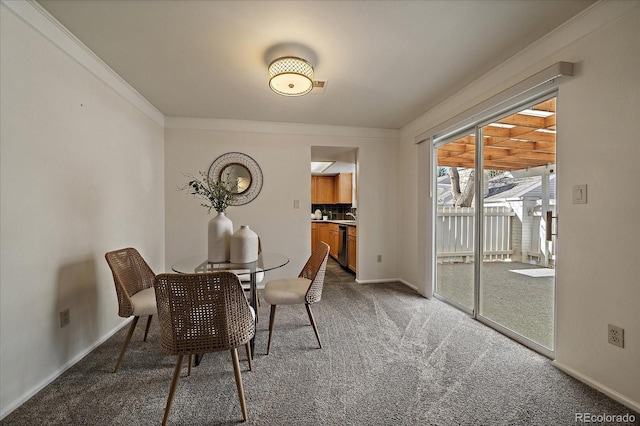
[
  {"left": 608, "top": 324, "right": 624, "bottom": 348},
  {"left": 377, "top": 254, "right": 382, "bottom": 263},
  {"left": 60, "top": 309, "right": 70, "bottom": 328}
]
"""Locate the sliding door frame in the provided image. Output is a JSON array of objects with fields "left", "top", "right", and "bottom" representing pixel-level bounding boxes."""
[{"left": 431, "top": 89, "right": 559, "bottom": 358}]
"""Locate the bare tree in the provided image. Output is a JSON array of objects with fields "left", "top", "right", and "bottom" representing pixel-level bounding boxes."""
[
  {"left": 449, "top": 167, "right": 475, "bottom": 207},
  {"left": 449, "top": 167, "right": 493, "bottom": 207}
]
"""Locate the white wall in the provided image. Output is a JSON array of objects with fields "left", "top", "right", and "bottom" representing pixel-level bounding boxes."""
[
  {"left": 398, "top": 1, "right": 640, "bottom": 411},
  {"left": 0, "top": 4, "right": 165, "bottom": 417},
  {"left": 4, "top": 0, "right": 637, "bottom": 419},
  {"left": 164, "top": 119, "right": 399, "bottom": 284}
]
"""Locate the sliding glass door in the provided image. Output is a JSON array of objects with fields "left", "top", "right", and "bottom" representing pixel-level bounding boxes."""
[
  {"left": 477, "top": 97, "right": 557, "bottom": 354},
  {"left": 434, "top": 95, "right": 557, "bottom": 356},
  {"left": 435, "top": 129, "right": 476, "bottom": 313}
]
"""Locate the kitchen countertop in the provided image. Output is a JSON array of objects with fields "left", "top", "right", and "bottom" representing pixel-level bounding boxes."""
[{"left": 311, "top": 220, "right": 356, "bottom": 226}]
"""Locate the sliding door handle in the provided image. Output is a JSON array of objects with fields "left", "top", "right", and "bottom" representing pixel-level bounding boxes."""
[{"left": 546, "top": 211, "right": 557, "bottom": 241}]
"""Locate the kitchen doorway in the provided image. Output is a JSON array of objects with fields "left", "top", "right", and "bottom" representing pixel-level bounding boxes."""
[
  {"left": 311, "top": 146, "right": 358, "bottom": 274},
  {"left": 310, "top": 146, "right": 358, "bottom": 214}
]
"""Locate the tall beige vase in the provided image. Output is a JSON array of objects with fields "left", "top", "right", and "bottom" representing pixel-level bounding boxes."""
[
  {"left": 230, "top": 225, "right": 259, "bottom": 263},
  {"left": 208, "top": 211, "right": 233, "bottom": 262}
]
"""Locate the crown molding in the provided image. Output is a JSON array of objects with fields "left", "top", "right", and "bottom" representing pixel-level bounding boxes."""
[
  {"left": 165, "top": 116, "right": 400, "bottom": 140},
  {"left": 2, "top": 0, "right": 165, "bottom": 127}
]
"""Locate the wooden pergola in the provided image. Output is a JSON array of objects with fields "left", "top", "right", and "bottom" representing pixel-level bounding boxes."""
[{"left": 437, "top": 99, "right": 556, "bottom": 171}]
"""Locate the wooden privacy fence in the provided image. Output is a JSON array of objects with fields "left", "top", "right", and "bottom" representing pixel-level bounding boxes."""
[{"left": 436, "top": 206, "right": 515, "bottom": 263}]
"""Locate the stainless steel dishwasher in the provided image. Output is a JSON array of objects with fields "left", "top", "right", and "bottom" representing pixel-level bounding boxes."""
[{"left": 337, "top": 225, "right": 348, "bottom": 267}]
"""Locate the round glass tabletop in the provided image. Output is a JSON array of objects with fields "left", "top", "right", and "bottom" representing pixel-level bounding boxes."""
[{"left": 171, "top": 252, "right": 290, "bottom": 274}]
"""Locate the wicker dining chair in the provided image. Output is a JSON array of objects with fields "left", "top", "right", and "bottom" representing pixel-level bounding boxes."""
[
  {"left": 105, "top": 247, "right": 157, "bottom": 373},
  {"left": 263, "top": 242, "right": 330, "bottom": 354},
  {"left": 154, "top": 271, "right": 256, "bottom": 425}
]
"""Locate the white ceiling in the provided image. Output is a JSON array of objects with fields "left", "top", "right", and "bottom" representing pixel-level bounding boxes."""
[
  {"left": 37, "top": 0, "right": 594, "bottom": 130},
  {"left": 311, "top": 146, "right": 357, "bottom": 174}
]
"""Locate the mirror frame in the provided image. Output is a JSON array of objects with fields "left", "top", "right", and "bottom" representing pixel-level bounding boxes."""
[{"left": 207, "top": 152, "right": 263, "bottom": 206}]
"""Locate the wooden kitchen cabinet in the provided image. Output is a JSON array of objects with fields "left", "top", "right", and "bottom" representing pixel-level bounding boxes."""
[
  {"left": 328, "top": 224, "right": 339, "bottom": 259},
  {"left": 311, "top": 222, "right": 318, "bottom": 252},
  {"left": 313, "top": 222, "right": 339, "bottom": 256},
  {"left": 311, "top": 176, "right": 335, "bottom": 204},
  {"left": 347, "top": 225, "right": 357, "bottom": 272},
  {"left": 334, "top": 173, "right": 352, "bottom": 204},
  {"left": 311, "top": 173, "right": 352, "bottom": 204},
  {"left": 317, "top": 222, "right": 331, "bottom": 250}
]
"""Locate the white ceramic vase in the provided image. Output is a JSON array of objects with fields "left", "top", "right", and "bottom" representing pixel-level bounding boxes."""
[
  {"left": 208, "top": 211, "right": 233, "bottom": 262},
  {"left": 230, "top": 225, "right": 259, "bottom": 263}
]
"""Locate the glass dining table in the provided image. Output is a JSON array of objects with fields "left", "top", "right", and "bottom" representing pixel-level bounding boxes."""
[{"left": 171, "top": 252, "right": 290, "bottom": 356}]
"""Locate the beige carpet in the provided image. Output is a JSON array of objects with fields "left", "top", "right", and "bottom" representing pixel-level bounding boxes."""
[{"left": 2, "top": 259, "right": 637, "bottom": 425}]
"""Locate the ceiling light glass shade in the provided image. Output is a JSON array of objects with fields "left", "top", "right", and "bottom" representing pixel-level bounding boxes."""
[{"left": 268, "top": 56, "right": 314, "bottom": 96}]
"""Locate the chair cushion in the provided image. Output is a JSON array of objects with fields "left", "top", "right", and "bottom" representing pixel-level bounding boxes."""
[
  {"left": 130, "top": 287, "right": 157, "bottom": 316},
  {"left": 263, "top": 278, "right": 312, "bottom": 305}
]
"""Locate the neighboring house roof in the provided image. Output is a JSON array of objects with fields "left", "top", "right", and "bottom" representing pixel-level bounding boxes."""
[
  {"left": 437, "top": 170, "right": 556, "bottom": 205},
  {"left": 485, "top": 174, "right": 556, "bottom": 201}
]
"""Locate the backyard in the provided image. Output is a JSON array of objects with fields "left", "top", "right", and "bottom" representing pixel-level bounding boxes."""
[{"left": 436, "top": 261, "right": 554, "bottom": 349}]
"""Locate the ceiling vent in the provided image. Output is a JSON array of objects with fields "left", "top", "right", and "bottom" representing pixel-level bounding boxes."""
[{"left": 311, "top": 80, "right": 327, "bottom": 94}]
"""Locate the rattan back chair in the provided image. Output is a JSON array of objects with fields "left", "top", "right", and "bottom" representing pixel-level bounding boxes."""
[
  {"left": 263, "top": 242, "right": 330, "bottom": 354},
  {"left": 105, "top": 247, "right": 157, "bottom": 373},
  {"left": 154, "top": 271, "right": 256, "bottom": 425}
]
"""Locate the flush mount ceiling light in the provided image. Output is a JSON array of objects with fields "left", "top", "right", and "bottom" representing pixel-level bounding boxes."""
[{"left": 268, "top": 56, "right": 314, "bottom": 96}]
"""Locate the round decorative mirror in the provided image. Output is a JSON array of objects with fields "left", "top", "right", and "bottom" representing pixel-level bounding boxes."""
[
  {"left": 208, "top": 152, "right": 263, "bottom": 206},
  {"left": 220, "top": 163, "right": 252, "bottom": 194}
]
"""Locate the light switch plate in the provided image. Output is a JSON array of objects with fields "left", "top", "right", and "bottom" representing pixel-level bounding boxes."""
[{"left": 572, "top": 184, "right": 587, "bottom": 204}]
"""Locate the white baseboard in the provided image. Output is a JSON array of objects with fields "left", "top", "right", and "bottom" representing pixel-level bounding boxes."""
[
  {"left": 0, "top": 319, "right": 131, "bottom": 421},
  {"left": 355, "top": 277, "right": 399, "bottom": 284},
  {"left": 354, "top": 277, "right": 419, "bottom": 292},
  {"left": 552, "top": 361, "right": 640, "bottom": 414},
  {"left": 397, "top": 279, "right": 418, "bottom": 292}
]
